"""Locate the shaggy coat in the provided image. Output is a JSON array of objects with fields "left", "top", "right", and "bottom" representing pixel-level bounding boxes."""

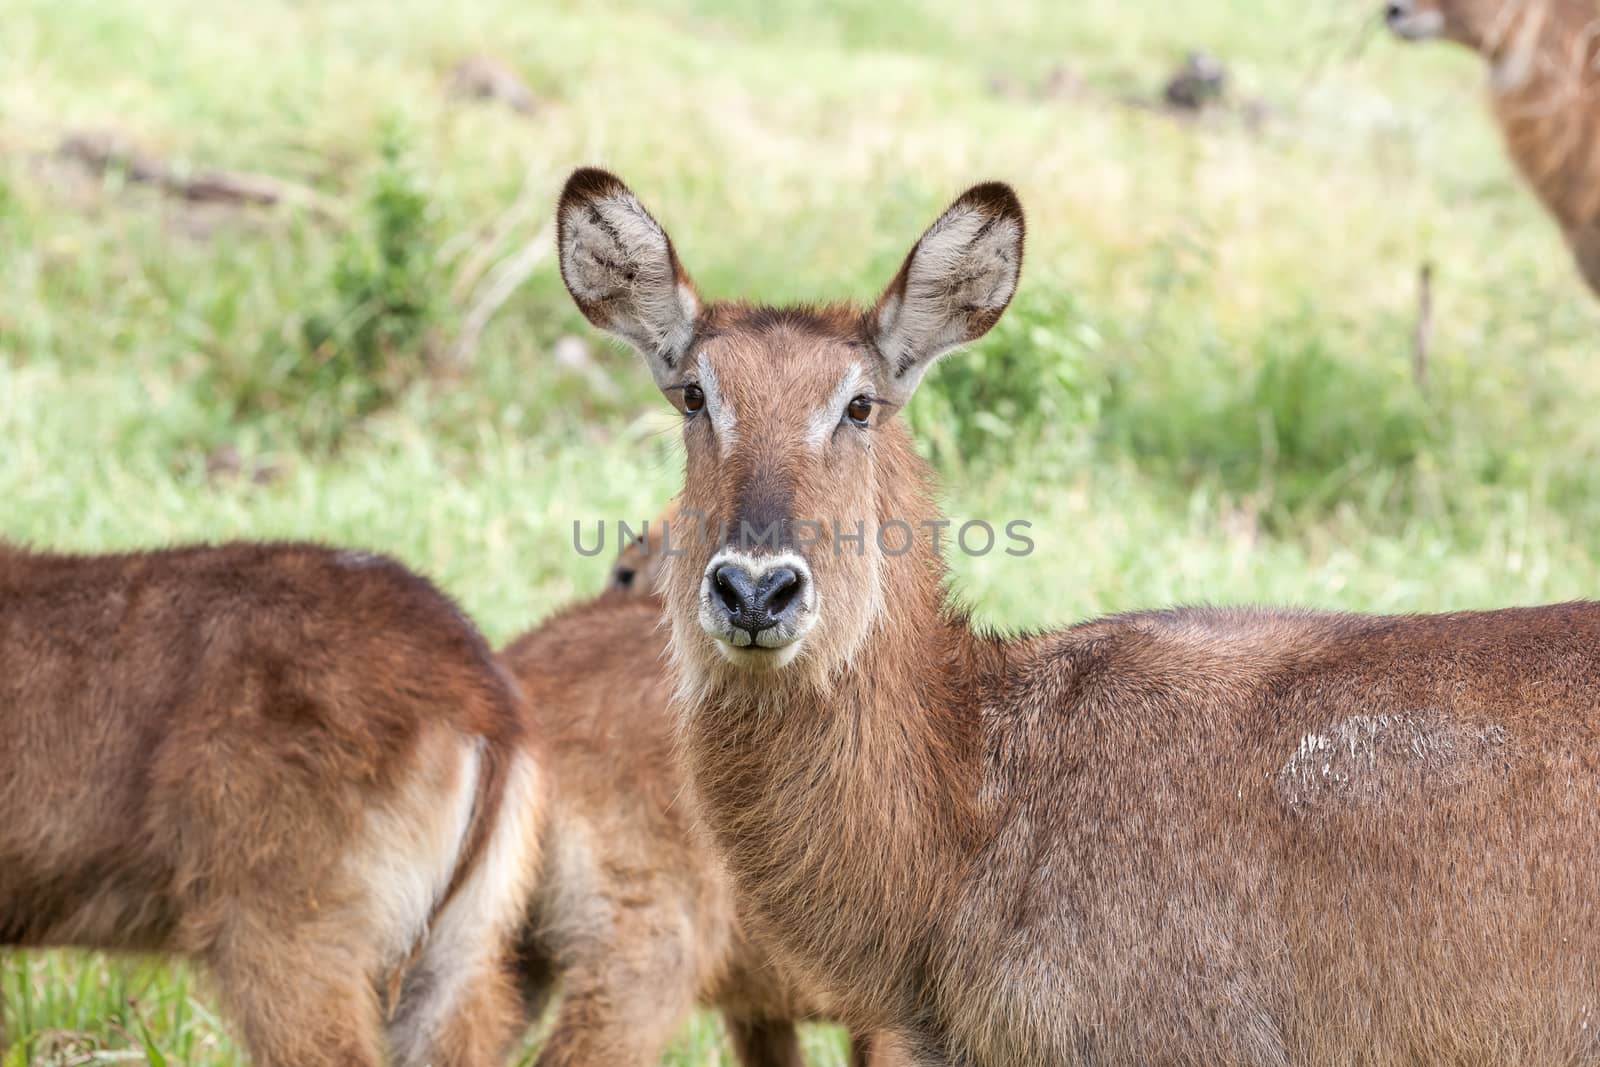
[
  {"left": 502, "top": 518, "right": 888, "bottom": 1066},
  {"left": 0, "top": 541, "right": 542, "bottom": 1067},
  {"left": 557, "top": 168, "right": 1600, "bottom": 1065}
]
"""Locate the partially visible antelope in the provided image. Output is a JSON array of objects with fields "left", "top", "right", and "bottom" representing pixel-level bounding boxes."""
[
  {"left": 557, "top": 167, "right": 1600, "bottom": 1065},
  {"left": 1386, "top": 0, "right": 1600, "bottom": 295},
  {"left": 0, "top": 541, "right": 542, "bottom": 1067},
  {"left": 503, "top": 514, "right": 893, "bottom": 1066},
  {"left": 605, "top": 503, "right": 681, "bottom": 595}
]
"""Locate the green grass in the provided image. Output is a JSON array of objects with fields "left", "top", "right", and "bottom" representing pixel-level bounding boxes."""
[{"left": 4, "top": 0, "right": 1600, "bottom": 1061}]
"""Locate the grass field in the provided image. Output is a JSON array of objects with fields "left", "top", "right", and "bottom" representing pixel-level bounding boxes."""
[{"left": 4, "top": 0, "right": 1599, "bottom": 1062}]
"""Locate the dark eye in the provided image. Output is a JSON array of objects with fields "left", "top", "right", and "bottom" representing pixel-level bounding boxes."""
[
  {"left": 846, "top": 395, "right": 873, "bottom": 426},
  {"left": 683, "top": 384, "right": 705, "bottom": 414}
]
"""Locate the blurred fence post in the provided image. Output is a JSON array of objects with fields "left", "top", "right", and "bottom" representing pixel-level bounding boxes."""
[{"left": 1413, "top": 262, "right": 1433, "bottom": 390}]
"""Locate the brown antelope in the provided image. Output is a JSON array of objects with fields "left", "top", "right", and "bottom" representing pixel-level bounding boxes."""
[
  {"left": 503, "top": 514, "right": 892, "bottom": 1066},
  {"left": 1386, "top": 0, "right": 1600, "bottom": 296},
  {"left": 555, "top": 167, "right": 1600, "bottom": 1065},
  {"left": 0, "top": 541, "right": 542, "bottom": 1067}
]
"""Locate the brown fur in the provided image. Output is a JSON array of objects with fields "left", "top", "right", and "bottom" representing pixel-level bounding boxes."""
[
  {"left": 1391, "top": 0, "right": 1600, "bottom": 295},
  {"left": 501, "top": 518, "right": 893, "bottom": 1066},
  {"left": 559, "top": 170, "right": 1600, "bottom": 1065},
  {"left": 0, "top": 541, "right": 541, "bottom": 1067}
]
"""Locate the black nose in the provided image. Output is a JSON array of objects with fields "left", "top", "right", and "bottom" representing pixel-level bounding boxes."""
[
  {"left": 1385, "top": 2, "right": 1407, "bottom": 21},
  {"left": 713, "top": 563, "right": 802, "bottom": 634}
]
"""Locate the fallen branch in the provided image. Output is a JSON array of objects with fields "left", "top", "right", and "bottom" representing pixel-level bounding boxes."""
[{"left": 57, "top": 131, "right": 340, "bottom": 222}]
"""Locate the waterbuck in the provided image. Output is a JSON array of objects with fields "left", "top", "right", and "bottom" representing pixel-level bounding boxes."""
[
  {"left": 555, "top": 167, "right": 1600, "bottom": 1065},
  {"left": 504, "top": 515, "right": 892, "bottom": 1066},
  {"left": 0, "top": 541, "right": 542, "bottom": 1067},
  {"left": 1386, "top": 0, "right": 1600, "bottom": 296}
]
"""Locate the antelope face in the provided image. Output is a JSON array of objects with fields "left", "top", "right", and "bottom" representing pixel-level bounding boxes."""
[
  {"left": 1384, "top": 0, "right": 1505, "bottom": 48},
  {"left": 1385, "top": 0, "right": 1449, "bottom": 41},
  {"left": 557, "top": 170, "right": 1023, "bottom": 678},
  {"left": 666, "top": 315, "right": 877, "bottom": 671}
]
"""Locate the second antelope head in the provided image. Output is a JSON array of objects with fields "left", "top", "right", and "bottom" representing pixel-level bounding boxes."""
[{"left": 1384, "top": 0, "right": 1529, "bottom": 50}]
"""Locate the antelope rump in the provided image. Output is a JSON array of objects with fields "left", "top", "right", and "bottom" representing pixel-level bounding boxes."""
[{"left": 0, "top": 542, "right": 542, "bottom": 1067}]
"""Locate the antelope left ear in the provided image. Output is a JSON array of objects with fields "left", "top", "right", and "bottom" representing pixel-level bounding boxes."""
[
  {"left": 870, "top": 182, "right": 1025, "bottom": 405},
  {"left": 556, "top": 168, "right": 701, "bottom": 391}
]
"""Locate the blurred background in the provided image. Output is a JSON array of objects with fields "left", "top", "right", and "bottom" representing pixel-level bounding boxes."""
[{"left": 3, "top": 0, "right": 1598, "bottom": 1062}]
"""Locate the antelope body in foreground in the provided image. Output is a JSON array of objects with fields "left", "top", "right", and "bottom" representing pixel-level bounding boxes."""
[
  {"left": 502, "top": 517, "right": 890, "bottom": 1066},
  {"left": 1387, "top": 0, "right": 1600, "bottom": 296},
  {"left": 0, "top": 542, "right": 541, "bottom": 1067},
  {"left": 557, "top": 167, "right": 1600, "bottom": 1065}
]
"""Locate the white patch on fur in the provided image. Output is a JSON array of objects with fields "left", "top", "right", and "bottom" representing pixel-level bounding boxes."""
[
  {"left": 1276, "top": 713, "right": 1511, "bottom": 811},
  {"left": 805, "top": 362, "right": 867, "bottom": 450},
  {"left": 559, "top": 191, "right": 698, "bottom": 387},
  {"left": 1490, "top": 4, "right": 1546, "bottom": 93},
  {"left": 697, "top": 351, "right": 738, "bottom": 453},
  {"left": 388, "top": 747, "right": 542, "bottom": 1066},
  {"left": 536, "top": 810, "right": 602, "bottom": 945},
  {"left": 875, "top": 204, "right": 1020, "bottom": 404},
  {"left": 677, "top": 283, "right": 699, "bottom": 326},
  {"left": 355, "top": 735, "right": 483, "bottom": 973}
]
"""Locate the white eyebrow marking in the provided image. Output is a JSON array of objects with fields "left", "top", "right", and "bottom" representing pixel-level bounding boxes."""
[
  {"left": 806, "top": 363, "right": 867, "bottom": 450},
  {"left": 697, "top": 352, "right": 737, "bottom": 454}
]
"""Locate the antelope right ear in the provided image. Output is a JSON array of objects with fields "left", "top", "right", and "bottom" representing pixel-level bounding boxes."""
[
  {"left": 556, "top": 168, "right": 701, "bottom": 390},
  {"left": 870, "top": 182, "right": 1024, "bottom": 406}
]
